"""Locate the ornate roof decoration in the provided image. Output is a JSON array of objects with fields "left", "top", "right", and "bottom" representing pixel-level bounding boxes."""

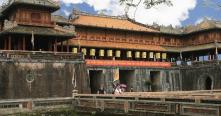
[
  {"left": 71, "top": 9, "right": 128, "bottom": 20},
  {"left": 52, "top": 15, "right": 71, "bottom": 25},
  {"left": 159, "top": 25, "right": 183, "bottom": 35},
  {"left": 159, "top": 18, "right": 221, "bottom": 35}
]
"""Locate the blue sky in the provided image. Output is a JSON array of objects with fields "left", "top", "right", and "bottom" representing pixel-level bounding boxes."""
[
  {"left": 55, "top": 0, "right": 221, "bottom": 26},
  {"left": 182, "top": 0, "right": 221, "bottom": 25},
  {"left": 1, "top": 0, "right": 221, "bottom": 26}
]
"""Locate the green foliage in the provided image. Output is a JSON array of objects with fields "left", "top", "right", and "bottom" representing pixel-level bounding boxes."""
[
  {"left": 120, "top": 0, "right": 172, "bottom": 9},
  {"left": 143, "top": 0, "right": 172, "bottom": 9}
]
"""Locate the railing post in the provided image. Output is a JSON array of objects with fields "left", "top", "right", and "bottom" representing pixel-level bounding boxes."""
[
  {"left": 27, "top": 100, "right": 33, "bottom": 110},
  {"left": 124, "top": 101, "right": 129, "bottom": 113},
  {"left": 72, "top": 89, "right": 78, "bottom": 98},
  {"left": 19, "top": 103, "right": 23, "bottom": 109}
]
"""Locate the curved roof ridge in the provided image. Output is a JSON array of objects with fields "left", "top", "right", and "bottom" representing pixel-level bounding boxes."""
[
  {"left": 73, "top": 8, "right": 128, "bottom": 21},
  {"left": 126, "top": 17, "right": 159, "bottom": 31}
]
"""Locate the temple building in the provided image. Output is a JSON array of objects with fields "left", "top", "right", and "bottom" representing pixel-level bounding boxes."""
[
  {"left": 0, "top": 0, "right": 89, "bottom": 99},
  {"left": 70, "top": 10, "right": 221, "bottom": 63},
  {"left": 67, "top": 9, "right": 221, "bottom": 93},
  {"left": 0, "top": 0, "right": 75, "bottom": 52}
]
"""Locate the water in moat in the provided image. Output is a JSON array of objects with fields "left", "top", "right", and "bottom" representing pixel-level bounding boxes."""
[{"left": 16, "top": 111, "right": 127, "bottom": 116}]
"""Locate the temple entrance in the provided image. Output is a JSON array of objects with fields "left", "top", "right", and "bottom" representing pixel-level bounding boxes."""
[
  {"left": 89, "top": 70, "right": 103, "bottom": 94},
  {"left": 197, "top": 75, "right": 213, "bottom": 90},
  {"left": 205, "top": 77, "right": 212, "bottom": 90},
  {"left": 119, "top": 70, "right": 135, "bottom": 92},
  {"left": 150, "top": 71, "right": 161, "bottom": 92}
]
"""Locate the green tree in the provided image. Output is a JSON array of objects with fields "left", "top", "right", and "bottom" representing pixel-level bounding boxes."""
[{"left": 119, "top": 0, "right": 172, "bottom": 19}]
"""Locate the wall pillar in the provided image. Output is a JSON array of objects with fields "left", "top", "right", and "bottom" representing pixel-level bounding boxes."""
[
  {"left": 4, "top": 38, "right": 7, "bottom": 50},
  {"left": 22, "top": 36, "right": 26, "bottom": 50},
  {"left": 8, "top": 36, "right": 11, "bottom": 50},
  {"left": 66, "top": 40, "right": 69, "bottom": 52},
  {"left": 49, "top": 39, "right": 52, "bottom": 51}
]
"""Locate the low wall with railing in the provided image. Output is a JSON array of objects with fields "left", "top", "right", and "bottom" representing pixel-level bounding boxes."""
[
  {"left": 172, "top": 60, "right": 221, "bottom": 68},
  {"left": 0, "top": 50, "right": 83, "bottom": 62},
  {"left": 0, "top": 97, "right": 74, "bottom": 115},
  {"left": 0, "top": 90, "right": 221, "bottom": 115},
  {"left": 74, "top": 90, "right": 221, "bottom": 116}
]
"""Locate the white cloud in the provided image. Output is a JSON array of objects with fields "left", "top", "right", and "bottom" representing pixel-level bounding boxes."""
[
  {"left": 0, "top": 0, "right": 5, "bottom": 6},
  {"left": 132, "top": 0, "right": 197, "bottom": 26},
  {"left": 57, "top": 0, "right": 83, "bottom": 4}
]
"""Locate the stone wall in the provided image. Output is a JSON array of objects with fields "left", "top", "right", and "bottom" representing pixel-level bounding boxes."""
[
  {"left": 87, "top": 67, "right": 181, "bottom": 93},
  {"left": 0, "top": 61, "right": 89, "bottom": 99},
  {"left": 86, "top": 64, "right": 221, "bottom": 93},
  {"left": 180, "top": 64, "right": 221, "bottom": 91}
]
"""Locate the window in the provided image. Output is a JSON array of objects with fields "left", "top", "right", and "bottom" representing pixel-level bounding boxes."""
[
  {"left": 165, "top": 38, "right": 170, "bottom": 42},
  {"left": 31, "top": 13, "right": 41, "bottom": 23}
]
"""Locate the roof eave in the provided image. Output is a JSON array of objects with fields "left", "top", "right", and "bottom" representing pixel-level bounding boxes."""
[
  {"left": 0, "top": 30, "right": 75, "bottom": 38},
  {"left": 73, "top": 23, "right": 160, "bottom": 34},
  {"left": 1, "top": 2, "right": 60, "bottom": 14}
]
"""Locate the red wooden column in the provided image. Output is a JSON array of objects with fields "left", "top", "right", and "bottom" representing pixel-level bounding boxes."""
[
  {"left": 17, "top": 38, "right": 21, "bottom": 50},
  {"left": 66, "top": 40, "right": 69, "bottom": 52},
  {"left": 48, "top": 39, "right": 52, "bottom": 51},
  {"left": 61, "top": 41, "right": 64, "bottom": 52},
  {"left": 22, "top": 36, "right": 26, "bottom": 50},
  {"left": 8, "top": 36, "right": 11, "bottom": 50},
  {"left": 4, "top": 38, "right": 7, "bottom": 50}
]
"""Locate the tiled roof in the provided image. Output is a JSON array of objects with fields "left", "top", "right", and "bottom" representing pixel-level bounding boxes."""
[
  {"left": 1, "top": 0, "right": 60, "bottom": 14},
  {"left": 70, "top": 10, "right": 221, "bottom": 35},
  {"left": 71, "top": 10, "right": 159, "bottom": 33},
  {"left": 0, "top": 25, "right": 74, "bottom": 37},
  {"left": 160, "top": 18, "right": 221, "bottom": 34},
  {"left": 69, "top": 39, "right": 167, "bottom": 51}
]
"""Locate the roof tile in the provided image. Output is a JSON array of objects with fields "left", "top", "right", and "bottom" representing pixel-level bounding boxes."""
[{"left": 71, "top": 11, "right": 159, "bottom": 33}]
